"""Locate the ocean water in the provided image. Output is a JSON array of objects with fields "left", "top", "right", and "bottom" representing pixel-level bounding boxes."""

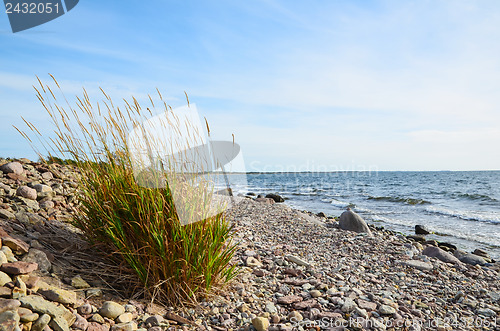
[{"left": 228, "top": 171, "right": 500, "bottom": 260}]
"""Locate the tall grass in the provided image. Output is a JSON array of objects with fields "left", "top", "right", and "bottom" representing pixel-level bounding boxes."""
[{"left": 18, "top": 76, "right": 239, "bottom": 305}]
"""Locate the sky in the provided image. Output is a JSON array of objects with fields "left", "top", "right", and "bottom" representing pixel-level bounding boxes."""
[{"left": 1, "top": 0, "right": 500, "bottom": 171}]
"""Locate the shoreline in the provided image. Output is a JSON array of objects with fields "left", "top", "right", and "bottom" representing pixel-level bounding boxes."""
[
  {"left": 226, "top": 197, "right": 500, "bottom": 330},
  {"left": 240, "top": 183, "right": 500, "bottom": 260},
  {"left": 285, "top": 198, "right": 500, "bottom": 263}
]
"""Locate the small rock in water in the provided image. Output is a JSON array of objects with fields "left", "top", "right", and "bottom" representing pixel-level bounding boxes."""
[
  {"left": 415, "top": 225, "right": 431, "bottom": 235},
  {"left": 265, "top": 193, "right": 284, "bottom": 203},
  {"left": 472, "top": 248, "right": 490, "bottom": 258},
  {"left": 407, "top": 234, "right": 426, "bottom": 242},
  {"left": 438, "top": 242, "right": 457, "bottom": 251}
]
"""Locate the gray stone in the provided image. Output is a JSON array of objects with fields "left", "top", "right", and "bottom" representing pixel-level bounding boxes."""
[
  {"left": 0, "top": 162, "right": 24, "bottom": 175},
  {"left": 422, "top": 246, "right": 461, "bottom": 264},
  {"left": 100, "top": 301, "right": 125, "bottom": 320},
  {"left": 41, "top": 172, "right": 53, "bottom": 180},
  {"left": 22, "top": 249, "right": 51, "bottom": 273},
  {"left": 32, "top": 185, "right": 52, "bottom": 194},
  {"left": 459, "top": 253, "right": 486, "bottom": 266},
  {"left": 30, "top": 313, "right": 51, "bottom": 331},
  {"left": 338, "top": 209, "right": 372, "bottom": 235},
  {"left": 472, "top": 249, "right": 490, "bottom": 258},
  {"left": 402, "top": 260, "right": 433, "bottom": 271}
]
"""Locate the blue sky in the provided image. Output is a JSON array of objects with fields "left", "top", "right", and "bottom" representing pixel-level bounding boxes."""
[{"left": 1, "top": 0, "right": 499, "bottom": 171}]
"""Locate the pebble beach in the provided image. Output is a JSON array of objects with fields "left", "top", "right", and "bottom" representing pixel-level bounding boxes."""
[{"left": 0, "top": 159, "right": 499, "bottom": 331}]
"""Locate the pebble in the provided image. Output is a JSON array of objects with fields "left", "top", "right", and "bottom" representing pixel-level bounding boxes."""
[
  {"left": 379, "top": 304, "right": 396, "bottom": 315},
  {"left": 100, "top": 301, "right": 125, "bottom": 320},
  {"left": 252, "top": 316, "right": 270, "bottom": 331}
]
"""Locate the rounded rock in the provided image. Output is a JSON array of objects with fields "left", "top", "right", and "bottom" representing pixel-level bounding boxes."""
[
  {"left": 100, "top": 301, "right": 125, "bottom": 320},
  {"left": 16, "top": 186, "right": 37, "bottom": 200},
  {"left": 0, "top": 162, "right": 24, "bottom": 175}
]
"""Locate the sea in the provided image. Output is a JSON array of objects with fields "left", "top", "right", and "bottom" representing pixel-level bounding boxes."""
[{"left": 227, "top": 171, "right": 500, "bottom": 260}]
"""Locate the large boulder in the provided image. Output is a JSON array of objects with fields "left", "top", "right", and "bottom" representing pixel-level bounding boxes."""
[
  {"left": 338, "top": 209, "right": 371, "bottom": 235},
  {"left": 422, "top": 246, "right": 461, "bottom": 264},
  {"left": 265, "top": 193, "right": 284, "bottom": 203}
]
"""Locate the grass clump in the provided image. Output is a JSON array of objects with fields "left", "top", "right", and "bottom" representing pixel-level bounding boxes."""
[{"left": 18, "top": 76, "right": 239, "bottom": 305}]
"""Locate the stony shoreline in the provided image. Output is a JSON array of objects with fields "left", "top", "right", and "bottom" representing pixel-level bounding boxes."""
[{"left": 0, "top": 158, "right": 499, "bottom": 330}]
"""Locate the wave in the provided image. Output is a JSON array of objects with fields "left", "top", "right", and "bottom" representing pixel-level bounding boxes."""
[
  {"left": 454, "top": 193, "right": 499, "bottom": 203},
  {"left": 367, "top": 196, "right": 431, "bottom": 205},
  {"left": 325, "top": 198, "right": 355, "bottom": 209},
  {"left": 425, "top": 206, "right": 500, "bottom": 225}
]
